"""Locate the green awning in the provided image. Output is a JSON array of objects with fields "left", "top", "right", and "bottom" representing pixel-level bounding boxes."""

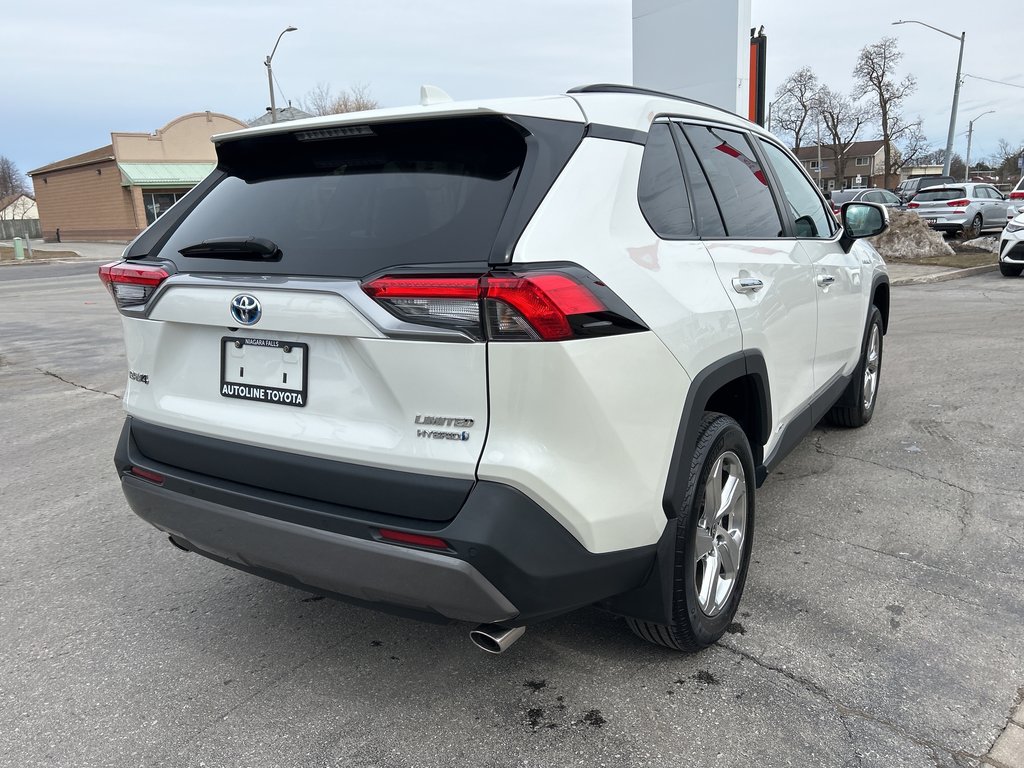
[{"left": 118, "top": 162, "right": 215, "bottom": 188}]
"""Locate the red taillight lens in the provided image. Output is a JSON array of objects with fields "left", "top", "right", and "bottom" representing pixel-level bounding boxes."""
[
  {"left": 1010, "top": 191, "right": 1024, "bottom": 200},
  {"left": 362, "top": 271, "right": 612, "bottom": 342},
  {"left": 907, "top": 202, "right": 920, "bottom": 209},
  {"left": 483, "top": 274, "right": 603, "bottom": 340},
  {"left": 129, "top": 466, "right": 165, "bottom": 485},
  {"left": 378, "top": 528, "right": 450, "bottom": 550},
  {"left": 98, "top": 261, "right": 170, "bottom": 309},
  {"left": 946, "top": 199, "right": 970, "bottom": 208}
]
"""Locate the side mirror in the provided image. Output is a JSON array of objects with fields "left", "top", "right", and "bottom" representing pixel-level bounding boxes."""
[{"left": 840, "top": 202, "right": 889, "bottom": 251}]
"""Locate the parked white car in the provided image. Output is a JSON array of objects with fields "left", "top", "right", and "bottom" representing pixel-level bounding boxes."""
[
  {"left": 999, "top": 212, "right": 1024, "bottom": 277},
  {"left": 99, "top": 84, "right": 891, "bottom": 653}
]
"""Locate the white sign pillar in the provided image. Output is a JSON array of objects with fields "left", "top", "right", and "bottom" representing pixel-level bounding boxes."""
[{"left": 632, "top": 0, "right": 752, "bottom": 116}]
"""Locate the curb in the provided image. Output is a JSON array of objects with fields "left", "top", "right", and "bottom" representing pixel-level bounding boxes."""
[
  {"left": 0, "top": 256, "right": 83, "bottom": 267},
  {"left": 891, "top": 263, "right": 998, "bottom": 286}
]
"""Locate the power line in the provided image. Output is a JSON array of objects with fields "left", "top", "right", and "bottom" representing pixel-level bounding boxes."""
[{"left": 963, "top": 73, "right": 1024, "bottom": 90}]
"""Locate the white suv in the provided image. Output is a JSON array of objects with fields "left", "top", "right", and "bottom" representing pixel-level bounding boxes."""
[{"left": 100, "top": 85, "right": 890, "bottom": 653}]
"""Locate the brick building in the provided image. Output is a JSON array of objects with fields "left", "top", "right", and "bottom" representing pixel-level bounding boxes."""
[{"left": 28, "top": 112, "right": 246, "bottom": 242}]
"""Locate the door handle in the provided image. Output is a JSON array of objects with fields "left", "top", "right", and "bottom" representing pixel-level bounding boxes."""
[
  {"left": 817, "top": 274, "right": 836, "bottom": 287},
  {"left": 732, "top": 277, "right": 764, "bottom": 294}
]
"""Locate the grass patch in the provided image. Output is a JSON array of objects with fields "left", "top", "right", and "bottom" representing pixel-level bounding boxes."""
[
  {"left": 900, "top": 250, "right": 995, "bottom": 269},
  {"left": 0, "top": 245, "right": 79, "bottom": 261}
]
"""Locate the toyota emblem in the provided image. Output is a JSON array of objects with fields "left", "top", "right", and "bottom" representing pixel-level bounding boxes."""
[{"left": 230, "top": 294, "right": 262, "bottom": 326}]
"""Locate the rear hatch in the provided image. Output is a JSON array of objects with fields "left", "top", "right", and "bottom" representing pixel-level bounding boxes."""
[
  {"left": 111, "top": 113, "right": 585, "bottom": 521},
  {"left": 910, "top": 186, "right": 969, "bottom": 221}
]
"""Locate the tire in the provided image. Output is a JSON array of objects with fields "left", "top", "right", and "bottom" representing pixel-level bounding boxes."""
[
  {"left": 999, "top": 262, "right": 1024, "bottom": 277},
  {"left": 963, "top": 214, "right": 983, "bottom": 239},
  {"left": 827, "top": 306, "right": 883, "bottom": 428},
  {"left": 626, "top": 412, "right": 755, "bottom": 651}
]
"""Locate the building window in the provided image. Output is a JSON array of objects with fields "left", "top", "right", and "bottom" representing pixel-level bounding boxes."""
[
  {"left": 143, "top": 192, "right": 186, "bottom": 225},
  {"left": 809, "top": 160, "right": 819, "bottom": 170},
  {"left": 855, "top": 157, "right": 869, "bottom": 166}
]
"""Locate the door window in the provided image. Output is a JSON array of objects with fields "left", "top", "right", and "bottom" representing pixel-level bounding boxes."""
[
  {"left": 682, "top": 125, "right": 783, "bottom": 238},
  {"left": 758, "top": 139, "right": 836, "bottom": 239}
]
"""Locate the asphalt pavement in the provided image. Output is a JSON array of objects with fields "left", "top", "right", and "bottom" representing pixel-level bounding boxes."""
[{"left": 0, "top": 270, "right": 1021, "bottom": 767}]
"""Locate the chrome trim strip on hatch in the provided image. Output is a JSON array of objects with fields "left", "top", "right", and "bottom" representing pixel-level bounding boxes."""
[{"left": 122, "top": 273, "right": 478, "bottom": 343}]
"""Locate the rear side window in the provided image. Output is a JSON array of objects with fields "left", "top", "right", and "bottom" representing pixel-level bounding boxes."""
[
  {"left": 637, "top": 123, "right": 694, "bottom": 238},
  {"left": 683, "top": 125, "right": 783, "bottom": 238},
  {"left": 672, "top": 124, "right": 727, "bottom": 237},
  {"left": 915, "top": 188, "right": 965, "bottom": 202},
  {"left": 155, "top": 117, "right": 530, "bottom": 278}
]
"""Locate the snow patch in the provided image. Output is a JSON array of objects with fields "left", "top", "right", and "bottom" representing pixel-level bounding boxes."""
[
  {"left": 869, "top": 210, "right": 954, "bottom": 261},
  {"left": 959, "top": 236, "right": 999, "bottom": 253}
]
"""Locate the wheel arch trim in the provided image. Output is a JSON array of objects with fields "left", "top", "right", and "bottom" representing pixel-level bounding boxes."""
[{"left": 662, "top": 350, "right": 771, "bottom": 520}]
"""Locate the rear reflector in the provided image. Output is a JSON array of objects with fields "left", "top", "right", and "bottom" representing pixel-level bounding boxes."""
[
  {"left": 129, "top": 466, "right": 165, "bottom": 485},
  {"left": 378, "top": 528, "right": 450, "bottom": 550},
  {"left": 99, "top": 262, "right": 170, "bottom": 310},
  {"left": 363, "top": 271, "right": 614, "bottom": 341}
]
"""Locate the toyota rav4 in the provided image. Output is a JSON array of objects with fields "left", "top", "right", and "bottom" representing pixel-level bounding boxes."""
[{"left": 101, "top": 85, "right": 890, "bottom": 653}]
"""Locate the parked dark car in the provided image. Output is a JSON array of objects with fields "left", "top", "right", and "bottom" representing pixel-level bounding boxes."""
[{"left": 894, "top": 175, "right": 956, "bottom": 206}]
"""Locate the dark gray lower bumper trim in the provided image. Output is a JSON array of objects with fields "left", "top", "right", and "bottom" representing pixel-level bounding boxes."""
[{"left": 123, "top": 477, "right": 519, "bottom": 624}]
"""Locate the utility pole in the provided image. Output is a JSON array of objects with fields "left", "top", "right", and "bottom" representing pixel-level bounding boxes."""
[{"left": 964, "top": 111, "right": 995, "bottom": 182}]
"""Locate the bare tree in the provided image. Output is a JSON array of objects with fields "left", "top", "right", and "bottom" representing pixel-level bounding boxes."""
[
  {"left": 300, "top": 82, "right": 379, "bottom": 116},
  {"left": 889, "top": 120, "right": 930, "bottom": 182},
  {"left": 0, "top": 156, "right": 29, "bottom": 199},
  {"left": 771, "top": 67, "right": 819, "bottom": 149},
  {"left": 815, "top": 86, "right": 874, "bottom": 190},
  {"left": 853, "top": 37, "right": 916, "bottom": 190},
  {"left": 989, "top": 138, "right": 1024, "bottom": 182}
]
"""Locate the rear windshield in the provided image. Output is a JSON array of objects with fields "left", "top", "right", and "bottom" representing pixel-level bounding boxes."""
[
  {"left": 915, "top": 188, "right": 965, "bottom": 202},
  {"left": 155, "top": 116, "right": 529, "bottom": 278}
]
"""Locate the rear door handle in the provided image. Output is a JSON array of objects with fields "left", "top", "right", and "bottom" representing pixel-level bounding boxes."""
[
  {"left": 817, "top": 274, "right": 836, "bottom": 287},
  {"left": 732, "top": 277, "right": 764, "bottom": 294}
]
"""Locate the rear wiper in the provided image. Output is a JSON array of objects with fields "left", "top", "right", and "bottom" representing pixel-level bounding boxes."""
[{"left": 179, "top": 236, "right": 281, "bottom": 260}]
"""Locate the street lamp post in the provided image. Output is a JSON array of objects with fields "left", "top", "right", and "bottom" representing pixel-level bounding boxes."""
[
  {"left": 266, "top": 26, "right": 298, "bottom": 123},
  {"left": 892, "top": 20, "right": 965, "bottom": 178},
  {"left": 964, "top": 110, "right": 995, "bottom": 182}
]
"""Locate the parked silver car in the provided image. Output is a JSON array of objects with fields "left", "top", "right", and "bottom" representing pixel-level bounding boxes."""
[
  {"left": 907, "top": 183, "right": 1011, "bottom": 237},
  {"left": 828, "top": 188, "right": 902, "bottom": 216}
]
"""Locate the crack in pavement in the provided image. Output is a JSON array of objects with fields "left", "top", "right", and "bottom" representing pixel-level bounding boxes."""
[
  {"left": 813, "top": 436, "right": 980, "bottom": 499},
  {"left": 36, "top": 368, "right": 121, "bottom": 399},
  {"left": 717, "top": 641, "right": 984, "bottom": 766}
]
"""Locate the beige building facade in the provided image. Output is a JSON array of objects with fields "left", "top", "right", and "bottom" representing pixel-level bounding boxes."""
[{"left": 28, "top": 112, "right": 246, "bottom": 242}]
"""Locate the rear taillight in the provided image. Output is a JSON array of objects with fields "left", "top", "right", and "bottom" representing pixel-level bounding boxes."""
[
  {"left": 362, "top": 269, "right": 642, "bottom": 342},
  {"left": 1010, "top": 191, "right": 1024, "bottom": 200},
  {"left": 907, "top": 202, "right": 920, "bottom": 209},
  {"left": 946, "top": 199, "right": 970, "bottom": 208},
  {"left": 98, "top": 262, "right": 170, "bottom": 310}
]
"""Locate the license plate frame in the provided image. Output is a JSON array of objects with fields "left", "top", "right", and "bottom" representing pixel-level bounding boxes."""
[{"left": 220, "top": 337, "right": 308, "bottom": 407}]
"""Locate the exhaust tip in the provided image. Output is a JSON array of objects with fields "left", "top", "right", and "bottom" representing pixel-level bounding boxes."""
[{"left": 469, "top": 624, "right": 525, "bottom": 654}]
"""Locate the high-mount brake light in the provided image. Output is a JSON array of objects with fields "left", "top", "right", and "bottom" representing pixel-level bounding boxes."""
[
  {"left": 362, "top": 272, "right": 613, "bottom": 341},
  {"left": 98, "top": 262, "right": 170, "bottom": 309}
]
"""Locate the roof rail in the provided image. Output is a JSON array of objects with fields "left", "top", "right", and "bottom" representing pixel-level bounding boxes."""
[{"left": 566, "top": 83, "right": 725, "bottom": 114}]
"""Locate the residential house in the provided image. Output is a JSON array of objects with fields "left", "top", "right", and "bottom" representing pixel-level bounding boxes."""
[
  {"left": 28, "top": 111, "right": 246, "bottom": 242},
  {"left": 792, "top": 140, "right": 887, "bottom": 192},
  {"left": 0, "top": 193, "right": 40, "bottom": 239}
]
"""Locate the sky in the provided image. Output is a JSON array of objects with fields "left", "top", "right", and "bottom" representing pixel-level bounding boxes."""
[{"left": 3, "top": 0, "right": 1022, "bottom": 181}]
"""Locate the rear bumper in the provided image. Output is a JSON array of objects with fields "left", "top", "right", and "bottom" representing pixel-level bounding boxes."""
[{"left": 116, "top": 418, "right": 656, "bottom": 625}]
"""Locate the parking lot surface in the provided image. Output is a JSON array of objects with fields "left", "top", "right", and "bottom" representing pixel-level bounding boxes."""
[{"left": 0, "top": 270, "right": 1021, "bottom": 767}]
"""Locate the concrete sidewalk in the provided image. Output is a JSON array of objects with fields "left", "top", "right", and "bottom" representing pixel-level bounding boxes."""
[
  {"left": 0, "top": 240, "right": 127, "bottom": 265},
  {"left": 887, "top": 261, "right": 998, "bottom": 286}
]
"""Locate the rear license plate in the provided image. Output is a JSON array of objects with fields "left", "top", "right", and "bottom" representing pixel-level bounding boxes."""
[
  {"left": 221, "top": 337, "right": 308, "bottom": 407},
  {"left": 924, "top": 218, "right": 937, "bottom": 224}
]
